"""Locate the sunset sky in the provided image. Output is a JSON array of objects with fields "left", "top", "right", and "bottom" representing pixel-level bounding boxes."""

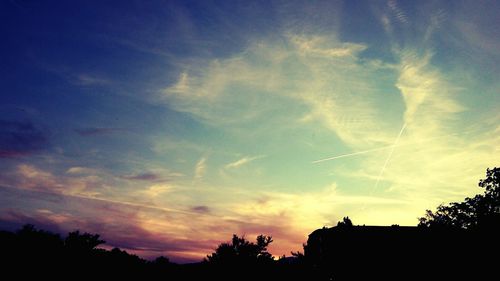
[{"left": 1, "top": 0, "right": 499, "bottom": 262}]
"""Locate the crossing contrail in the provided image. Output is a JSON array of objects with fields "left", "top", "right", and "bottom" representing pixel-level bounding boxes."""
[
  {"left": 312, "top": 145, "right": 396, "bottom": 164},
  {"left": 312, "top": 127, "right": 474, "bottom": 164},
  {"left": 371, "top": 123, "right": 407, "bottom": 193}
]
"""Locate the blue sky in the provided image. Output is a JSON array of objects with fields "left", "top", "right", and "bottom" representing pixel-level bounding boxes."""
[{"left": 1, "top": 0, "right": 499, "bottom": 262}]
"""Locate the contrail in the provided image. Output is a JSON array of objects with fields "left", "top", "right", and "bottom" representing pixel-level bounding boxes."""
[
  {"left": 371, "top": 123, "right": 407, "bottom": 193},
  {"left": 312, "top": 145, "right": 396, "bottom": 164},
  {"left": 312, "top": 127, "right": 475, "bottom": 164}
]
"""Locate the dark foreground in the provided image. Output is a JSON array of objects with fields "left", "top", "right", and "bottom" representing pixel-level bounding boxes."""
[
  {"left": 1, "top": 224, "right": 498, "bottom": 281},
  {"left": 1, "top": 167, "right": 499, "bottom": 280}
]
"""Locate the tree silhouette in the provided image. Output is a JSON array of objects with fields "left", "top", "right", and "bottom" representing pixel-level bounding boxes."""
[
  {"left": 418, "top": 167, "right": 500, "bottom": 229},
  {"left": 152, "top": 255, "right": 170, "bottom": 265},
  {"left": 336, "top": 216, "right": 353, "bottom": 227},
  {"left": 65, "top": 230, "right": 105, "bottom": 252},
  {"left": 1, "top": 168, "right": 498, "bottom": 280},
  {"left": 205, "top": 234, "right": 274, "bottom": 265}
]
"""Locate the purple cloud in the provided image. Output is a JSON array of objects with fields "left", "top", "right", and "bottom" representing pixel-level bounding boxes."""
[
  {"left": 191, "top": 205, "right": 211, "bottom": 213},
  {"left": 0, "top": 120, "right": 48, "bottom": 158},
  {"left": 0, "top": 206, "right": 216, "bottom": 263},
  {"left": 0, "top": 166, "right": 307, "bottom": 262},
  {"left": 120, "top": 172, "right": 161, "bottom": 181},
  {"left": 74, "top": 127, "right": 125, "bottom": 136},
  {"left": 0, "top": 210, "right": 64, "bottom": 234}
]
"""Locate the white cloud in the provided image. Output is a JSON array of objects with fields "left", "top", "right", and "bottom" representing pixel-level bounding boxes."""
[
  {"left": 157, "top": 28, "right": 498, "bottom": 227},
  {"left": 194, "top": 157, "right": 206, "bottom": 180},
  {"left": 66, "top": 166, "right": 99, "bottom": 175},
  {"left": 289, "top": 34, "right": 367, "bottom": 57},
  {"left": 395, "top": 50, "right": 465, "bottom": 126},
  {"left": 141, "top": 184, "right": 173, "bottom": 198},
  {"left": 160, "top": 34, "right": 396, "bottom": 147},
  {"left": 225, "top": 155, "right": 266, "bottom": 169},
  {"left": 76, "top": 73, "right": 110, "bottom": 86}
]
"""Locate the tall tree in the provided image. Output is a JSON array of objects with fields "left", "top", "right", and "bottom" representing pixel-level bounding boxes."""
[{"left": 418, "top": 167, "right": 500, "bottom": 229}]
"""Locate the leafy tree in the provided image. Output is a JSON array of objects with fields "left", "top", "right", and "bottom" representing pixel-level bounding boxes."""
[
  {"left": 418, "top": 167, "right": 500, "bottom": 229},
  {"left": 205, "top": 234, "right": 274, "bottom": 265},
  {"left": 65, "top": 230, "right": 105, "bottom": 252}
]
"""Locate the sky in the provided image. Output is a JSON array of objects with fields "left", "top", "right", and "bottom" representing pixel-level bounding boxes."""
[{"left": 0, "top": 0, "right": 499, "bottom": 262}]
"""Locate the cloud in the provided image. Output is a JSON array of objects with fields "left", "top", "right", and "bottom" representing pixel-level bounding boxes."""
[
  {"left": 229, "top": 183, "right": 408, "bottom": 230},
  {"left": 289, "top": 34, "right": 367, "bottom": 57},
  {"left": 161, "top": 33, "right": 395, "bottom": 147},
  {"left": 210, "top": 183, "right": 416, "bottom": 255},
  {"left": 0, "top": 207, "right": 214, "bottom": 263},
  {"left": 5, "top": 156, "right": 494, "bottom": 263},
  {"left": 0, "top": 120, "right": 48, "bottom": 158},
  {"left": 191, "top": 205, "right": 210, "bottom": 213},
  {"left": 395, "top": 50, "right": 465, "bottom": 126},
  {"left": 140, "top": 184, "right": 173, "bottom": 199},
  {"left": 75, "top": 73, "right": 111, "bottom": 86},
  {"left": 66, "top": 166, "right": 99, "bottom": 175},
  {"left": 1, "top": 164, "right": 191, "bottom": 215},
  {"left": 388, "top": 0, "right": 408, "bottom": 24},
  {"left": 15, "top": 164, "right": 66, "bottom": 191},
  {"left": 150, "top": 137, "right": 204, "bottom": 155},
  {"left": 74, "top": 127, "right": 126, "bottom": 136},
  {"left": 0, "top": 164, "right": 114, "bottom": 198},
  {"left": 156, "top": 25, "right": 499, "bottom": 227},
  {"left": 121, "top": 172, "right": 162, "bottom": 182},
  {"left": 0, "top": 210, "right": 65, "bottom": 234},
  {"left": 2, "top": 163, "right": 393, "bottom": 261},
  {"left": 451, "top": 1, "right": 500, "bottom": 57},
  {"left": 194, "top": 157, "right": 206, "bottom": 180},
  {"left": 225, "top": 155, "right": 266, "bottom": 169},
  {"left": 164, "top": 72, "right": 190, "bottom": 95},
  {"left": 2, "top": 176, "right": 307, "bottom": 261}
]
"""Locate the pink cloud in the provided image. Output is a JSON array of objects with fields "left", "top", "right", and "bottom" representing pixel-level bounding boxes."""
[{"left": 0, "top": 164, "right": 310, "bottom": 262}]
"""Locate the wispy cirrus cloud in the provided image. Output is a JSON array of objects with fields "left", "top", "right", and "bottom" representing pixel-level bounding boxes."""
[
  {"left": 158, "top": 8, "right": 498, "bottom": 229},
  {"left": 161, "top": 33, "right": 395, "bottom": 147},
  {"left": 388, "top": 0, "right": 408, "bottom": 24},
  {"left": 194, "top": 157, "right": 206, "bottom": 180},
  {"left": 225, "top": 155, "right": 266, "bottom": 169},
  {"left": 75, "top": 73, "right": 112, "bottom": 86}
]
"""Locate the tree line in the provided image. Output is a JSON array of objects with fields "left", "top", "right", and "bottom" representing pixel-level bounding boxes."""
[{"left": 1, "top": 167, "right": 498, "bottom": 280}]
